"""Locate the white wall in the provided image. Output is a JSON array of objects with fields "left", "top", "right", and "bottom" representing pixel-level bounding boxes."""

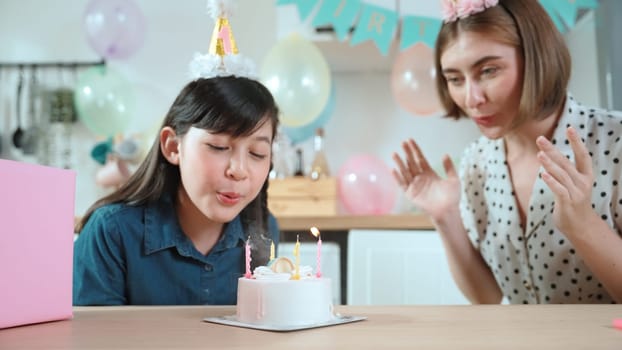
[
  {"left": 566, "top": 11, "right": 600, "bottom": 106},
  {"left": 0, "top": 1, "right": 600, "bottom": 216},
  {"left": 0, "top": 0, "right": 281, "bottom": 214}
]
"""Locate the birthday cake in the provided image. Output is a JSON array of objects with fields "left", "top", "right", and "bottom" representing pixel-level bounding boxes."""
[{"left": 236, "top": 256, "right": 334, "bottom": 327}]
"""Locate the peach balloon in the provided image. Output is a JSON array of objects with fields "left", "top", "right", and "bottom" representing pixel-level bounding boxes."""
[
  {"left": 95, "top": 155, "right": 131, "bottom": 189},
  {"left": 391, "top": 43, "right": 442, "bottom": 116}
]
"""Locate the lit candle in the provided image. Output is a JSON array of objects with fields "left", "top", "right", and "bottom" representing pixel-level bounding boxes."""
[
  {"left": 310, "top": 227, "right": 322, "bottom": 278},
  {"left": 293, "top": 234, "right": 300, "bottom": 280},
  {"left": 270, "top": 240, "right": 275, "bottom": 261},
  {"left": 244, "top": 236, "right": 252, "bottom": 278}
]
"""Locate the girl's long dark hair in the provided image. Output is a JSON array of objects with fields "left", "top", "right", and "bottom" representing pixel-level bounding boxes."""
[{"left": 77, "top": 76, "right": 279, "bottom": 267}]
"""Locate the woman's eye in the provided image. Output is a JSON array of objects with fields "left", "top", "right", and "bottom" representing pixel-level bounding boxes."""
[
  {"left": 482, "top": 67, "right": 499, "bottom": 76},
  {"left": 445, "top": 76, "right": 463, "bottom": 85}
]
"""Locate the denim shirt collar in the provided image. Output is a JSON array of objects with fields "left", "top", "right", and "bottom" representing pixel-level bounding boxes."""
[{"left": 143, "top": 196, "right": 246, "bottom": 256}]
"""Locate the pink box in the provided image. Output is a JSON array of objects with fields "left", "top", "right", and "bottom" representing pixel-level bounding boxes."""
[{"left": 0, "top": 159, "right": 76, "bottom": 328}]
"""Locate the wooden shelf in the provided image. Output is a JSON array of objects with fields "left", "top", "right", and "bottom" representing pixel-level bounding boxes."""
[{"left": 276, "top": 214, "right": 434, "bottom": 231}]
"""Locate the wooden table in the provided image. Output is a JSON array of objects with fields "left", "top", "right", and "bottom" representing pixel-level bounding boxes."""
[{"left": 1, "top": 305, "right": 620, "bottom": 349}]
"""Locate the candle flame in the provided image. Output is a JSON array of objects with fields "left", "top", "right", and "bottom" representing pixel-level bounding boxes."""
[{"left": 310, "top": 227, "right": 320, "bottom": 238}]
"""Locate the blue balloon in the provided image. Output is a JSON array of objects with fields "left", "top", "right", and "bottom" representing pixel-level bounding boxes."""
[{"left": 282, "top": 85, "right": 336, "bottom": 145}]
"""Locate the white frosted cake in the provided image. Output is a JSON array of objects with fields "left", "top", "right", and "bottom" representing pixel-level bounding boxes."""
[{"left": 236, "top": 257, "right": 334, "bottom": 327}]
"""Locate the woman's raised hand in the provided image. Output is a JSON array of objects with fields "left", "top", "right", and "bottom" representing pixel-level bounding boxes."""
[
  {"left": 392, "top": 138, "right": 461, "bottom": 220},
  {"left": 536, "top": 126, "right": 596, "bottom": 235}
]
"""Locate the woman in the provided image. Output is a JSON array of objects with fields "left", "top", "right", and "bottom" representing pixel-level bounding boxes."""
[
  {"left": 393, "top": 0, "right": 622, "bottom": 304},
  {"left": 73, "top": 76, "right": 280, "bottom": 305}
]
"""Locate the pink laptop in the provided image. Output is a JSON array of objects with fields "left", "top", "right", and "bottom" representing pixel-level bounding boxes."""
[{"left": 0, "top": 159, "right": 76, "bottom": 329}]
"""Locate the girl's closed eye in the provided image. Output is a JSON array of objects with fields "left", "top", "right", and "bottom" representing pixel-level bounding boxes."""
[
  {"left": 207, "top": 143, "right": 228, "bottom": 151},
  {"left": 250, "top": 145, "right": 271, "bottom": 159},
  {"left": 207, "top": 142, "right": 268, "bottom": 159},
  {"left": 250, "top": 151, "right": 267, "bottom": 159}
]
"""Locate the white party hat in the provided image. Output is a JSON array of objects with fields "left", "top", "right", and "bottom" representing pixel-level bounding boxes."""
[{"left": 189, "top": 0, "right": 256, "bottom": 79}]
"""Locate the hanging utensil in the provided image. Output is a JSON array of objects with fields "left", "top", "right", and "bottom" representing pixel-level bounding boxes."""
[
  {"left": 12, "top": 66, "right": 24, "bottom": 149},
  {"left": 22, "top": 66, "right": 40, "bottom": 155},
  {"left": 60, "top": 65, "right": 75, "bottom": 169},
  {"left": 38, "top": 70, "right": 53, "bottom": 166}
]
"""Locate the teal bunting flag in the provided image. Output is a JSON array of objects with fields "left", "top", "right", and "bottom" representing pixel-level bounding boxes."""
[
  {"left": 349, "top": 3, "right": 398, "bottom": 56},
  {"left": 275, "top": 0, "right": 601, "bottom": 55},
  {"left": 539, "top": 0, "right": 599, "bottom": 32},
  {"left": 539, "top": 0, "right": 567, "bottom": 32},
  {"left": 558, "top": 5, "right": 579, "bottom": 28},
  {"left": 276, "top": 0, "right": 318, "bottom": 21},
  {"left": 312, "top": 0, "right": 362, "bottom": 41},
  {"left": 574, "top": 0, "right": 598, "bottom": 7},
  {"left": 551, "top": 0, "right": 580, "bottom": 28},
  {"left": 400, "top": 16, "right": 442, "bottom": 50}
]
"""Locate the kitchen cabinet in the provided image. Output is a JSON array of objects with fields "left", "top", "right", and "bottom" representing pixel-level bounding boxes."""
[
  {"left": 347, "top": 229, "right": 469, "bottom": 305},
  {"left": 278, "top": 214, "right": 470, "bottom": 305}
]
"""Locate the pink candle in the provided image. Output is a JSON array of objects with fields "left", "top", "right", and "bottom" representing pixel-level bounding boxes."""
[
  {"left": 244, "top": 236, "right": 252, "bottom": 278},
  {"left": 316, "top": 234, "right": 322, "bottom": 278},
  {"left": 310, "top": 227, "right": 322, "bottom": 278}
]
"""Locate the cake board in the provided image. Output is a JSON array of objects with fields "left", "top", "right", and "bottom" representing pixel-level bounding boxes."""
[{"left": 203, "top": 314, "right": 366, "bottom": 332}]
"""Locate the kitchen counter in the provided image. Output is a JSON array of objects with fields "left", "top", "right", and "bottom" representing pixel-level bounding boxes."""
[
  {"left": 276, "top": 214, "right": 433, "bottom": 231},
  {"left": 74, "top": 214, "right": 434, "bottom": 233}
]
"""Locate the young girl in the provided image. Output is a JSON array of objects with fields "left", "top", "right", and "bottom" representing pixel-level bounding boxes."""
[
  {"left": 73, "top": 76, "right": 280, "bottom": 305},
  {"left": 393, "top": 0, "right": 622, "bottom": 304}
]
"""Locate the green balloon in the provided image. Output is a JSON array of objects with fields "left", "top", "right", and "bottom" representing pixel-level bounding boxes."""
[{"left": 74, "top": 66, "right": 135, "bottom": 136}]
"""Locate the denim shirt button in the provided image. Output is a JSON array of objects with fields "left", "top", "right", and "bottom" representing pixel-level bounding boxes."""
[{"left": 204, "top": 264, "right": 213, "bottom": 272}]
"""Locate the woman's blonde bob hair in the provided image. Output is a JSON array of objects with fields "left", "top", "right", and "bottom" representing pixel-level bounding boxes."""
[{"left": 434, "top": 0, "right": 571, "bottom": 127}]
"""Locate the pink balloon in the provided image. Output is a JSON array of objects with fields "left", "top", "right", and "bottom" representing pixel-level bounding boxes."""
[
  {"left": 337, "top": 154, "right": 398, "bottom": 215},
  {"left": 391, "top": 43, "right": 442, "bottom": 116},
  {"left": 83, "top": 0, "right": 146, "bottom": 60}
]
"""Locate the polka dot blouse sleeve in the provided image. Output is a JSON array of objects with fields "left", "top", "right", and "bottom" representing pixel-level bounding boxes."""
[{"left": 458, "top": 137, "right": 491, "bottom": 250}]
